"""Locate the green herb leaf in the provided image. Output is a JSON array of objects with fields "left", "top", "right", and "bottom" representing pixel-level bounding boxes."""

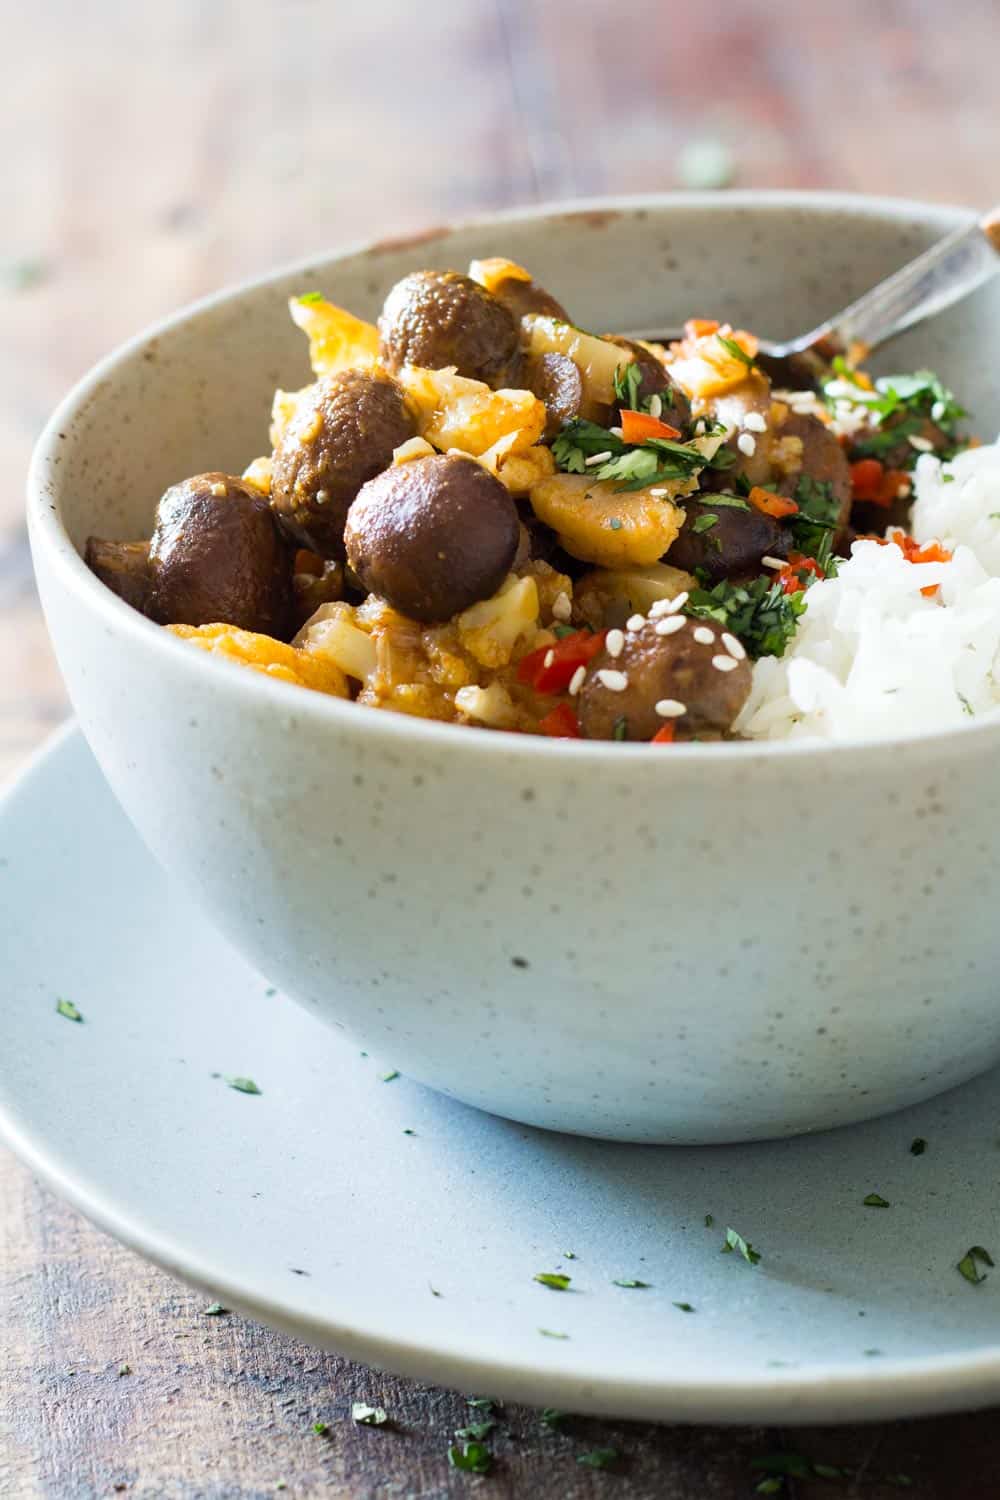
[
  {"left": 203, "top": 1302, "right": 229, "bottom": 1316},
  {"left": 455, "top": 1419, "right": 495, "bottom": 1441},
  {"left": 612, "top": 361, "right": 644, "bottom": 412},
  {"left": 552, "top": 416, "right": 715, "bottom": 492},
  {"left": 910, "top": 1137, "right": 927, "bottom": 1156},
  {"left": 673, "top": 1301, "right": 695, "bottom": 1312},
  {"left": 612, "top": 1278, "right": 650, "bottom": 1288},
  {"left": 685, "top": 576, "right": 806, "bottom": 659},
  {"left": 313, "top": 1421, "right": 330, "bottom": 1436},
  {"left": 466, "top": 1397, "right": 498, "bottom": 1411},
  {"left": 225, "top": 1076, "right": 261, "bottom": 1095},
  {"left": 297, "top": 290, "right": 324, "bottom": 305},
  {"left": 534, "top": 1272, "right": 571, "bottom": 1291},
  {"left": 957, "top": 1246, "right": 993, "bottom": 1285},
  {"left": 563, "top": 1250, "right": 577, "bottom": 1259},
  {"left": 380, "top": 1070, "right": 399, "bottom": 1082},
  {"left": 691, "top": 513, "right": 719, "bottom": 534},
  {"left": 700, "top": 492, "right": 750, "bottom": 509},
  {"left": 756, "top": 1480, "right": 783, "bottom": 1495},
  {"left": 541, "top": 1407, "right": 567, "bottom": 1428},
  {"left": 539, "top": 1327, "right": 569, "bottom": 1339},
  {"left": 863, "top": 1193, "right": 890, "bottom": 1208},
  {"left": 403, "top": 1128, "right": 416, "bottom": 1136},
  {"left": 722, "top": 1227, "right": 761, "bottom": 1265},
  {"left": 117, "top": 1362, "right": 131, "bottom": 1377},
  {"left": 56, "top": 998, "right": 83, "bottom": 1023},
  {"left": 612, "top": 716, "right": 628, "bottom": 742},
  {"left": 704, "top": 1213, "right": 714, "bottom": 1228},
  {"left": 716, "top": 332, "right": 756, "bottom": 370},
  {"left": 352, "top": 1402, "right": 389, "bottom": 1426},
  {"left": 577, "top": 1448, "right": 619, "bottom": 1470},
  {"left": 750, "top": 1453, "right": 813, "bottom": 1478},
  {"left": 448, "top": 1441, "right": 492, "bottom": 1474}
]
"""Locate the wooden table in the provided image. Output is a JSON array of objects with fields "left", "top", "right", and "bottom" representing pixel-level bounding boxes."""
[{"left": 3, "top": 2, "right": 999, "bottom": 1493}]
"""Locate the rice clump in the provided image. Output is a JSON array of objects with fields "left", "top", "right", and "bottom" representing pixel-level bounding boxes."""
[{"left": 735, "top": 440, "right": 1000, "bottom": 742}]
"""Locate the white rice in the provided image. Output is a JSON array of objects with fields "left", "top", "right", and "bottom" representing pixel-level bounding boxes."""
[{"left": 735, "top": 439, "right": 1000, "bottom": 743}]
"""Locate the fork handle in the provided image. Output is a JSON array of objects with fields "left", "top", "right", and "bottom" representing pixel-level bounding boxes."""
[{"left": 813, "top": 206, "right": 1000, "bottom": 356}]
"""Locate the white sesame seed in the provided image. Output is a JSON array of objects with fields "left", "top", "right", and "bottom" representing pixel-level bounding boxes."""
[
  {"left": 649, "top": 598, "right": 672, "bottom": 616},
  {"left": 552, "top": 591, "right": 572, "bottom": 622},
  {"left": 568, "top": 665, "right": 586, "bottom": 696},
  {"left": 908, "top": 434, "right": 934, "bottom": 453},
  {"left": 648, "top": 394, "right": 663, "bottom": 419},
  {"left": 664, "top": 591, "right": 689, "bottom": 614},
  {"left": 694, "top": 419, "right": 706, "bottom": 436},
  {"left": 712, "top": 654, "right": 739, "bottom": 673},
  {"left": 543, "top": 649, "right": 555, "bottom": 669},
  {"left": 649, "top": 487, "right": 669, "bottom": 498},
  {"left": 761, "top": 555, "right": 785, "bottom": 571},
  {"left": 654, "top": 614, "right": 686, "bottom": 636},
  {"left": 721, "top": 631, "right": 746, "bottom": 660},
  {"left": 693, "top": 626, "right": 716, "bottom": 645},
  {"left": 736, "top": 432, "right": 757, "bottom": 457},
  {"left": 597, "top": 669, "right": 629, "bottom": 692},
  {"left": 585, "top": 450, "right": 613, "bottom": 466},
  {"left": 609, "top": 426, "right": 623, "bottom": 438},
  {"left": 625, "top": 613, "right": 646, "bottom": 632},
  {"left": 655, "top": 698, "right": 687, "bottom": 718},
  {"left": 743, "top": 411, "right": 767, "bottom": 433},
  {"left": 605, "top": 628, "right": 625, "bottom": 658}
]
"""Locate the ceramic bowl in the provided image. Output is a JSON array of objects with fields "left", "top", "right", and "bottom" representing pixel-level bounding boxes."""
[{"left": 28, "top": 192, "right": 1000, "bottom": 1144}]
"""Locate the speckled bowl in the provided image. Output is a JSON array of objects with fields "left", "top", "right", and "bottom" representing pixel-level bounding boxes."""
[{"left": 28, "top": 192, "right": 1000, "bottom": 1143}]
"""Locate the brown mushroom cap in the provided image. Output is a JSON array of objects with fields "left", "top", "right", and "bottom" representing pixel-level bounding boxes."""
[
  {"left": 666, "top": 496, "right": 791, "bottom": 582},
  {"left": 85, "top": 538, "right": 152, "bottom": 612},
  {"left": 147, "top": 472, "right": 294, "bottom": 638},
  {"left": 378, "top": 270, "right": 519, "bottom": 386},
  {"left": 774, "top": 411, "right": 852, "bottom": 535},
  {"left": 490, "top": 273, "right": 569, "bottom": 324},
  {"left": 271, "top": 369, "right": 416, "bottom": 558},
  {"left": 577, "top": 613, "right": 751, "bottom": 741},
  {"left": 523, "top": 352, "right": 584, "bottom": 440},
  {"left": 344, "top": 453, "right": 520, "bottom": 623}
]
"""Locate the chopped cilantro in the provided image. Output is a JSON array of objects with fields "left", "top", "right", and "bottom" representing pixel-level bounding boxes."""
[
  {"left": 685, "top": 576, "right": 806, "bottom": 659},
  {"left": 910, "top": 1137, "right": 927, "bottom": 1156},
  {"left": 313, "top": 1421, "right": 330, "bottom": 1436},
  {"left": 863, "top": 1193, "right": 890, "bottom": 1208},
  {"left": 203, "top": 1302, "right": 229, "bottom": 1316},
  {"left": 403, "top": 1128, "right": 416, "bottom": 1136},
  {"left": 959, "top": 694, "right": 975, "bottom": 716},
  {"left": 704, "top": 1213, "right": 714, "bottom": 1228},
  {"left": 455, "top": 1419, "right": 495, "bottom": 1441},
  {"left": 540, "top": 1408, "right": 567, "bottom": 1428},
  {"left": 551, "top": 415, "right": 726, "bottom": 492},
  {"left": 722, "top": 1227, "right": 761, "bottom": 1265},
  {"left": 553, "top": 623, "right": 576, "bottom": 638},
  {"left": 539, "top": 1327, "right": 569, "bottom": 1339},
  {"left": 691, "top": 513, "right": 719, "bottom": 534},
  {"left": 466, "top": 1397, "right": 498, "bottom": 1411},
  {"left": 756, "top": 1480, "right": 783, "bottom": 1495},
  {"left": 56, "top": 998, "right": 83, "bottom": 1023},
  {"left": 700, "top": 492, "right": 750, "bottom": 509},
  {"left": 448, "top": 1441, "right": 492, "bottom": 1474},
  {"left": 117, "top": 1362, "right": 131, "bottom": 1377},
  {"left": 612, "top": 360, "right": 644, "bottom": 412},
  {"left": 790, "top": 475, "right": 840, "bottom": 559},
  {"left": 297, "top": 290, "right": 324, "bottom": 305},
  {"left": 577, "top": 1448, "right": 619, "bottom": 1470},
  {"left": 612, "top": 716, "right": 628, "bottom": 742},
  {"left": 380, "top": 1070, "right": 399, "bottom": 1082},
  {"left": 958, "top": 1245, "right": 994, "bottom": 1284},
  {"left": 225, "top": 1076, "right": 261, "bottom": 1094},
  {"left": 534, "top": 1272, "right": 571, "bottom": 1290},
  {"left": 563, "top": 1250, "right": 577, "bottom": 1259},
  {"left": 716, "top": 332, "right": 756, "bottom": 369},
  {"left": 352, "top": 1402, "right": 389, "bottom": 1426},
  {"left": 612, "top": 1278, "right": 650, "bottom": 1288},
  {"left": 673, "top": 1302, "right": 695, "bottom": 1312}
]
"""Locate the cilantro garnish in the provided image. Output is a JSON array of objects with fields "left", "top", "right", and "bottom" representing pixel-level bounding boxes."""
[
  {"left": 466, "top": 1397, "right": 498, "bottom": 1411},
  {"left": 448, "top": 1441, "right": 492, "bottom": 1474},
  {"left": 790, "top": 474, "right": 840, "bottom": 559},
  {"left": 612, "top": 1278, "right": 650, "bottom": 1288},
  {"left": 352, "top": 1402, "right": 389, "bottom": 1426},
  {"left": 541, "top": 1407, "right": 567, "bottom": 1428},
  {"left": 958, "top": 1245, "right": 994, "bottom": 1285},
  {"left": 577, "top": 1448, "right": 619, "bottom": 1470},
  {"left": 56, "top": 997, "right": 83, "bottom": 1022},
  {"left": 381, "top": 1070, "right": 399, "bottom": 1082},
  {"left": 118, "top": 1362, "right": 131, "bottom": 1377},
  {"left": 612, "top": 716, "right": 628, "bottom": 741},
  {"left": 551, "top": 416, "right": 728, "bottom": 493},
  {"left": 673, "top": 1301, "right": 696, "bottom": 1312},
  {"left": 534, "top": 1272, "right": 571, "bottom": 1290},
  {"left": 296, "top": 290, "right": 324, "bottom": 305},
  {"left": 313, "top": 1420, "right": 330, "bottom": 1436},
  {"left": 612, "top": 360, "right": 644, "bottom": 412},
  {"left": 910, "top": 1138, "right": 927, "bottom": 1156},
  {"left": 716, "top": 332, "right": 756, "bottom": 370},
  {"left": 704, "top": 1213, "right": 714, "bottom": 1228},
  {"left": 539, "top": 1327, "right": 569, "bottom": 1339},
  {"left": 863, "top": 1193, "right": 890, "bottom": 1208},
  {"left": 563, "top": 1250, "right": 577, "bottom": 1259},
  {"left": 685, "top": 576, "right": 806, "bottom": 660},
  {"left": 203, "top": 1302, "right": 229, "bottom": 1316},
  {"left": 700, "top": 492, "right": 750, "bottom": 509},
  {"left": 722, "top": 1227, "right": 761, "bottom": 1265},
  {"left": 224, "top": 1075, "right": 261, "bottom": 1095},
  {"left": 691, "top": 513, "right": 719, "bottom": 534}
]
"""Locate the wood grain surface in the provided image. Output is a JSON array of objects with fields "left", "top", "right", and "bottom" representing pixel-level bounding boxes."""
[{"left": 3, "top": 1, "right": 1000, "bottom": 1494}]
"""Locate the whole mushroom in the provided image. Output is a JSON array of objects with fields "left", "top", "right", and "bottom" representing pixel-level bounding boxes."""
[
  {"left": 344, "top": 453, "right": 520, "bottom": 623},
  {"left": 378, "top": 270, "right": 519, "bottom": 386},
  {"left": 577, "top": 612, "right": 752, "bottom": 741}
]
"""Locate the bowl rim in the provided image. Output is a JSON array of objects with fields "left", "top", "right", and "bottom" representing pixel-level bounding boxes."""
[{"left": 29, "top": 186, "right": 997, "bottom": 767}]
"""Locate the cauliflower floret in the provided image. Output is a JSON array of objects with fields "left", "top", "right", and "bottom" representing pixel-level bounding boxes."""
[
  {"left": 395, "top": 364, "right": 545, "bottom": 458},
  {"left": 456, "top": 574, "right": 540, "bottom": 669}
]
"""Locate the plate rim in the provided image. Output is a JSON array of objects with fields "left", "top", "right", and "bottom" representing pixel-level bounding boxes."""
[{"left": 5, "top": 726, "right": 1000, "bottom": 1424}]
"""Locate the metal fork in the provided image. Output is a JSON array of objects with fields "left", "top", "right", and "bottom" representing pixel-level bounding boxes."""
[{"left": 623, "top": 206, "right": 1000, "bottom": 387}]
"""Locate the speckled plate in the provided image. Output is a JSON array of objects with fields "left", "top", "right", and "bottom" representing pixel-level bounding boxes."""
[{"left": 6, "top": 727, "right": 1000, "bottom": 1424}]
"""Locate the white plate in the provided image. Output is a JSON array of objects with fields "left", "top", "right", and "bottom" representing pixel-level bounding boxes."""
[{"left": 5, "top": 727, "right": 1000, "bottom": 1424}]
